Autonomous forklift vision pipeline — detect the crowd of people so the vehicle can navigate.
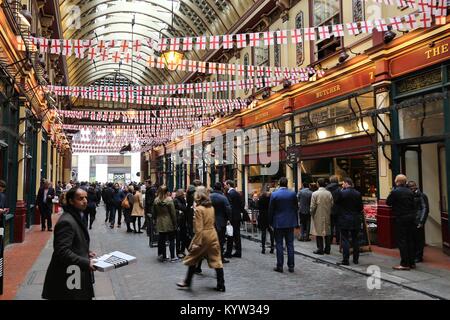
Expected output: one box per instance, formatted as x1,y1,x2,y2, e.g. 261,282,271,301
40,172,430,299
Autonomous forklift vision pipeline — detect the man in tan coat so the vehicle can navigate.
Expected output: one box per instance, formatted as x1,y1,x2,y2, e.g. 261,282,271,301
310,178,334,255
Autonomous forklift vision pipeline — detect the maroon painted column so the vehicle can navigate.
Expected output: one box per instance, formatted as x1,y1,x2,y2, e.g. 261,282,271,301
13,201,27,243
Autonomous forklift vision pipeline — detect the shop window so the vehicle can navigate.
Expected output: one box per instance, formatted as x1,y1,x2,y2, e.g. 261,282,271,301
352,0,365,23
295,12,304,66
297,92,375,144
312,0,341,61
398,95,445,139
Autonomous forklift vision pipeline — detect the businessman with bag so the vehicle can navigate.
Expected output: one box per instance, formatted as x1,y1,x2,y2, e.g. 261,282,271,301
210,182,232,263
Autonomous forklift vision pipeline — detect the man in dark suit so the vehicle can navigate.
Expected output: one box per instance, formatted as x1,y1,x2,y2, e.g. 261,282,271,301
224,180,247,258
408,180,430,263
42,187,97,300
36,180,56,231
102,183,114,223
210,182,232,263
297,182,313,241
326,175,341,245
335,178,363,266
387,174,417,270
268,177,299,273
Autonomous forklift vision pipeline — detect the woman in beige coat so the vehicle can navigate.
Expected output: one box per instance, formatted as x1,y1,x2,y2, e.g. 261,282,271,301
177,186,225,292
310,178,334,255
131,185,145,233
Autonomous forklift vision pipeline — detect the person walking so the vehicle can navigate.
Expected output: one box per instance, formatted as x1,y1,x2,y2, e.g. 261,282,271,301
177,187,225,292
42,187,96,300
326,176,341,245
407,181,430,263
257,188,274,254
173,189,189,258
144,180,157,231
224,180,248,258
210,182,232,263
131,185,145,233
335,178,363,265
152,186,177,262
268,177,299,273
297,182,314,242
85,185,98,230
310,178,333,255
110,183,126,229
36,180,55,231
186,180,202,247
102,183,114,224
387,174,417,270
122,185,135,233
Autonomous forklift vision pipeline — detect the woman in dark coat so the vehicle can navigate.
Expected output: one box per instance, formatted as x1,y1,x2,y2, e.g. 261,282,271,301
173,189,188,258
257,190,274,254
85,186,98,229
123,185,135,233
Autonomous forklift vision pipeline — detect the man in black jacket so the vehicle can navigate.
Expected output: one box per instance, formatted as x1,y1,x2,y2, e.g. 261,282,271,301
144,180,158,230
42,187,97,300
326,176,341,245
336,178,363,266
102,183,114,223
36,180,56,231
387,174,417,270
210,182,232,263
224,180,248,258
407,181,430,263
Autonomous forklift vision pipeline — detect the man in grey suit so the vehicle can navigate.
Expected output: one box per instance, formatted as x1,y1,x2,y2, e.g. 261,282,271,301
297,182,313,242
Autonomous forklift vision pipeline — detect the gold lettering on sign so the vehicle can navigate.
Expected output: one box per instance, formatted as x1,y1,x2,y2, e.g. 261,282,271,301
255,111,269,121
425,43,449,59
316,84,341,98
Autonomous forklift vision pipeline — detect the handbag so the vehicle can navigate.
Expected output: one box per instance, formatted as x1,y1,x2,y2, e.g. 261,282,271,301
121,196,130,209
226,223,233,237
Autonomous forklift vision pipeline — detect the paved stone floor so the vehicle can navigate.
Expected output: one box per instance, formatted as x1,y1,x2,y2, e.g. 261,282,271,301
14,206,438,300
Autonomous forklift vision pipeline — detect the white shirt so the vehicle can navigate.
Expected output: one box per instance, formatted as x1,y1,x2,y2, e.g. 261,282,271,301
43,189,48,202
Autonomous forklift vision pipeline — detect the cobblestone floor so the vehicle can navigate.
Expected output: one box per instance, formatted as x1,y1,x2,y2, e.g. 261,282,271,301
15,206,436,300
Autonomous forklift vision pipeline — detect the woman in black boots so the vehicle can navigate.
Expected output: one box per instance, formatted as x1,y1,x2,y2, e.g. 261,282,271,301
257,188,274,254
177,186,225,292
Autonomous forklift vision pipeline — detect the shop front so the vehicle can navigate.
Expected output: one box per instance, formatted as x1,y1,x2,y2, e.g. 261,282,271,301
390,62,450,254
291,67,378,235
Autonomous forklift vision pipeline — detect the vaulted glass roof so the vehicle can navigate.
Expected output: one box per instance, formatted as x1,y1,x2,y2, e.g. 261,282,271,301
59,0,253,87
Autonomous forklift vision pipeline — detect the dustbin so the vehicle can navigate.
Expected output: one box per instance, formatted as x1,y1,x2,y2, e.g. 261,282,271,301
34,205,41,226
376,200,396,249
14,201,27,243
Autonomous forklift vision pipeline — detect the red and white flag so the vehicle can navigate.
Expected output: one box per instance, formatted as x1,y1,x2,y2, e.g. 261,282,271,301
209,36,220,50
404,14,418,30
39,38,49,53
332,24,345,37
228,64,236,76
389,16,404,30
291,29,303,44
374,19,389,32
50,39,61,54
249,33,260,47
183,37,193,51
263,31,274,46
223,35,234,49
196,36,207,50
305,28,317,41
62,39,73,56
73,40,85,58
360,21,374,34
198,61,207,73
169,38,181,51
318,26,331,40
208,62,217,74
346,23,360,36
236,34,247,48
276,30,288,45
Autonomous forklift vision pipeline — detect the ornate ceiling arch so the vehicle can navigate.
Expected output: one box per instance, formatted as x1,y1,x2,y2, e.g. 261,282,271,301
59,0,251,87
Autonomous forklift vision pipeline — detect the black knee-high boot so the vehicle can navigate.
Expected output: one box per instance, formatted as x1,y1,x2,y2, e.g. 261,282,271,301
215,268,225,292
185,265,196,286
